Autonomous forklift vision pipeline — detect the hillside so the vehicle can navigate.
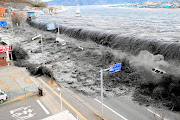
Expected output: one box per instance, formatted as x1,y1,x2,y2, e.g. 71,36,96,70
0,0,32,4
0,0,46,7
46,0,171,6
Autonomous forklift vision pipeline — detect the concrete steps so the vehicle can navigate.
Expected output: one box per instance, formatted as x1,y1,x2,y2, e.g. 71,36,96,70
42,110,77,120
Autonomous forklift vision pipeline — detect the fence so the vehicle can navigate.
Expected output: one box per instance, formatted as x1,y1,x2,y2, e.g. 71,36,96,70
0,83,43,106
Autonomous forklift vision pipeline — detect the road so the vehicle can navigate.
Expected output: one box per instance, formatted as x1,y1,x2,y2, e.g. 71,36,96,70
78,94,180,120
35,76,99,120
1,68,180,120
34,75,180,120
36,76,180,120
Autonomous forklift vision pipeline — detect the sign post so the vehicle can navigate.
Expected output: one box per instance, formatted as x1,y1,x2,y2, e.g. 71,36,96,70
100,63,121,120
100,68,103,120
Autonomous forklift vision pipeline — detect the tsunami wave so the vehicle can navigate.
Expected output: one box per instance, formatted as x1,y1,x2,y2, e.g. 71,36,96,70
27,17,180,62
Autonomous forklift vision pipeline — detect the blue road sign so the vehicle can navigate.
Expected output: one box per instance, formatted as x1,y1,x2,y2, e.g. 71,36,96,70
28,12,35,17
0,21,7,27
109,63,121,74
47,23,56,30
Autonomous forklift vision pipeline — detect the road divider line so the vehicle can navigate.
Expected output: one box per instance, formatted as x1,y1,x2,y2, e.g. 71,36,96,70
94,99,128,120
37,100,50,115
147,109,168,120
37,77,87,120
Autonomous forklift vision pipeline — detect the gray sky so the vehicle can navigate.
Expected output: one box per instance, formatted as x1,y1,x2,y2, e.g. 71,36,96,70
41,0,52,2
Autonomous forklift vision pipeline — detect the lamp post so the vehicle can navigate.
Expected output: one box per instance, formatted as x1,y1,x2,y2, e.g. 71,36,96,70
40,35,45,66
32,35,45,66
57,87,62,111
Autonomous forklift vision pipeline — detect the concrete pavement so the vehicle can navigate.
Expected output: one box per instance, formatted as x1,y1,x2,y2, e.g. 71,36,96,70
0,66,35,92
0,97,49,120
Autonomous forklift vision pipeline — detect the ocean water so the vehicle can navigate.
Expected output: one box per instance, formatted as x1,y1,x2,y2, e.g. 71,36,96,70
67,5,180,30
34,5,180,42
32,5,180,60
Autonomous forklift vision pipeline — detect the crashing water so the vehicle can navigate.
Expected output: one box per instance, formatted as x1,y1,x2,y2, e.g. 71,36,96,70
30,5,180,61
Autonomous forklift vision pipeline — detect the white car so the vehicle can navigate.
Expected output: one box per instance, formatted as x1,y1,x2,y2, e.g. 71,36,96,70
0,89,7,104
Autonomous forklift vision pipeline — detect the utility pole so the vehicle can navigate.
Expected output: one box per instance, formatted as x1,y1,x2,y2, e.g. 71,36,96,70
8,4,14,45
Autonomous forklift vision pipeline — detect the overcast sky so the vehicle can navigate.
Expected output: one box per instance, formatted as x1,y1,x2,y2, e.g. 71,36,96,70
41,0,52,2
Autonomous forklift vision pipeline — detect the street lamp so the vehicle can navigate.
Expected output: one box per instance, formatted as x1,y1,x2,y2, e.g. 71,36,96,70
32,34,45,66
57,87,62,111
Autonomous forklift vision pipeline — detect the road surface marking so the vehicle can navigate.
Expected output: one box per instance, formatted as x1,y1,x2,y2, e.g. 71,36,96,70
94,99,128,120
37,100,50,115
147,109,168,120
37,77,87,120
10,106,36,120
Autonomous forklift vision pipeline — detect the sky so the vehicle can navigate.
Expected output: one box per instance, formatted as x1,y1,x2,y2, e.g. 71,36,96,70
41,0,52,2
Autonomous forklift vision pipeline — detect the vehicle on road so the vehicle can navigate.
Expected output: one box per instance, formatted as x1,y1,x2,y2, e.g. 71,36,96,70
0,89,7,104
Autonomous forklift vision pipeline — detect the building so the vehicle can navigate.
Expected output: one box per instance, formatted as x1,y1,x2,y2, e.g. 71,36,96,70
0,7,8,18
0,43,12,66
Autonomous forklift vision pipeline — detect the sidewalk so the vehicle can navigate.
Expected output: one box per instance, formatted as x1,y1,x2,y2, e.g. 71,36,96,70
0,66,35,92
20,67,67,115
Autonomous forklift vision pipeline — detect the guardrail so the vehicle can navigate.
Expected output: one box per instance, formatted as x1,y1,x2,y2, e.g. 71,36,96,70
0,83,43,106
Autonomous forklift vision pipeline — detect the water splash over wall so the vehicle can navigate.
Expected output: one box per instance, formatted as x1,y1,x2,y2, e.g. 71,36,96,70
27,20,180,62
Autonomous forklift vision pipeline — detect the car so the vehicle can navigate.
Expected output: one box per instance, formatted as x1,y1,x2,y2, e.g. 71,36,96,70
0,89,7,104
151,68,166,74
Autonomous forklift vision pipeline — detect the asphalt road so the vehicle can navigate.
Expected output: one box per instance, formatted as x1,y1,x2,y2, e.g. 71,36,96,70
79,94,180,120
4,74,179,120
0,97,49,120
37,76,180,120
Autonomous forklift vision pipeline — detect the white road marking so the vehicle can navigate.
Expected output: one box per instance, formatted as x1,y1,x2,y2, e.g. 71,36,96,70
147,109,168,120
10,106,36,120
37,100,50,115
94,99,128,120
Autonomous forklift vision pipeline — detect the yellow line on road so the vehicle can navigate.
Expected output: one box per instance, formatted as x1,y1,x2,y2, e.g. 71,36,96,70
37,77,87,120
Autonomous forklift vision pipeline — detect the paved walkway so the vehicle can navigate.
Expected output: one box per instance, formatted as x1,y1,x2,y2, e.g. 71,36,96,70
20,67,65,116
0,66,35,92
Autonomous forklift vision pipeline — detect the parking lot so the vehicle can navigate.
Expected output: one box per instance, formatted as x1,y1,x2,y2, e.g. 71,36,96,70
0,66,64,120
0,66,41,105
0,97,50,120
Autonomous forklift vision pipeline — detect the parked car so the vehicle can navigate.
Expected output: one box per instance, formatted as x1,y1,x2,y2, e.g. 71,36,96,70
0,89,7,104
